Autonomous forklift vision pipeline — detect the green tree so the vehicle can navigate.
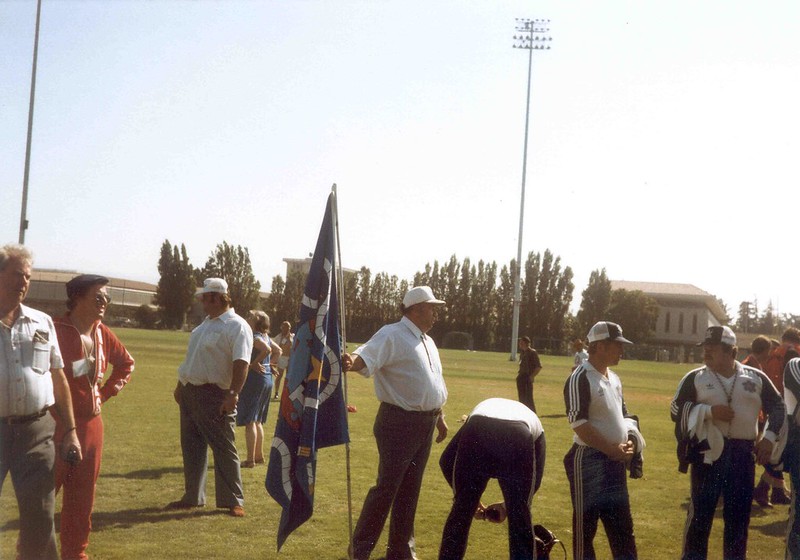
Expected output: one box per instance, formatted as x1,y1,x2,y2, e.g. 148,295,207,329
197,241,261,316
264,271,304,328
154,240,195,329
607,289,659,344
576,268,612,336
520,249,574,352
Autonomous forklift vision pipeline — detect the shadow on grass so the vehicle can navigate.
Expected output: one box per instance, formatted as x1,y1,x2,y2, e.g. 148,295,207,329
752,517,788,537
24,506,232,532
539,414,567,419
103,466,184,480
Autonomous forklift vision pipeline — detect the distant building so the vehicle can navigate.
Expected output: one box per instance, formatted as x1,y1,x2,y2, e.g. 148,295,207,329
283,257,358,279
611,280,728,362
25,269,157,318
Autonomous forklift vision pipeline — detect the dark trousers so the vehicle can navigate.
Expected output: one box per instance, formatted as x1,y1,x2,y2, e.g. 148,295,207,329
352,403,438,560
0,414,58,560
516,375,535,413
682,439,754,560
439,416,536,560
178,383,244,508
564,444,637,560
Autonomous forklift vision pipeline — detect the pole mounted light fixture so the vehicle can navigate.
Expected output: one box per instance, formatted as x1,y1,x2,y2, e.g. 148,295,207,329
509,18,552,362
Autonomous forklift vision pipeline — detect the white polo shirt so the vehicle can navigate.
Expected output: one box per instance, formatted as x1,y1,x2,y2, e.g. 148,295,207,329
178,308,253,390
469,397,543,437
565,361,629,448
0,304,64,417
354,315,447,412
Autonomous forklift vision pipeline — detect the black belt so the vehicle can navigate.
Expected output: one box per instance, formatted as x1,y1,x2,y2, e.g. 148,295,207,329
382,402,441,417
0,409,47,425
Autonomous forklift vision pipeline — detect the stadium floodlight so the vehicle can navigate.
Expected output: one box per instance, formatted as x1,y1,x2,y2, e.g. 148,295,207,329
509,18,552,361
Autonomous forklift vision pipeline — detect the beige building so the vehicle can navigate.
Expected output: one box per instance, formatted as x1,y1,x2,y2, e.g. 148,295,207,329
611,280,728,362
25,269,156,319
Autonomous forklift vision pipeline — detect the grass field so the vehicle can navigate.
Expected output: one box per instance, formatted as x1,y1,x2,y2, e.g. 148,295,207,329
0,328,792,559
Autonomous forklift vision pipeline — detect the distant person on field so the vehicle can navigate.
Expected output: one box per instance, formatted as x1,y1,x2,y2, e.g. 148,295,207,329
742,335,771,370
0,244,82,560
53,274,135,560
343,285,449,560
755,327,800,506
572,339,589,372
273,320,293,399
563,321,643,560
438,397,546,560
671,326,785,560
516,336,541,413
167,278,253,517
237,310,280,468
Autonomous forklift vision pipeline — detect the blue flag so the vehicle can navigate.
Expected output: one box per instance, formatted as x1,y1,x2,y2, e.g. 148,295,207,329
266,193,349,550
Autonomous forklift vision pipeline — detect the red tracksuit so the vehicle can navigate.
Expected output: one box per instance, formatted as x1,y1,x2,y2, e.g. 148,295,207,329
52,317,134,560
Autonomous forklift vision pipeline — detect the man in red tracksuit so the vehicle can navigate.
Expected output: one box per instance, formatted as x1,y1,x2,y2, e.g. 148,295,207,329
52,274,134,560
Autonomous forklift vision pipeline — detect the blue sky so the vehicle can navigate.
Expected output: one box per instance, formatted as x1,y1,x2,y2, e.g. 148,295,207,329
2,1,799,318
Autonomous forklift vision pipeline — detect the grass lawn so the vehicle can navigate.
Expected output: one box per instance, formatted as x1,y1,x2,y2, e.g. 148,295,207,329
1,328,792,559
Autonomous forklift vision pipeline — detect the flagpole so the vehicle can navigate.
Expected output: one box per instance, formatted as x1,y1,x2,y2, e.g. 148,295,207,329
331,183,355,557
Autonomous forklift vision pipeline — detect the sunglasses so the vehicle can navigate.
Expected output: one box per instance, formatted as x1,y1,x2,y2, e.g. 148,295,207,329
95,293,111,305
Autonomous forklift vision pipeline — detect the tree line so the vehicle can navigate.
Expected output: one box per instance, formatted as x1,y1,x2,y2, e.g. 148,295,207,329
154,239,677,354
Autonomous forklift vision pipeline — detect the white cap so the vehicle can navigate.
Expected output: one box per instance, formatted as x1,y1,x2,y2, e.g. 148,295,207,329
196,277,228,297
697,325,736,347
587,321,633,344
402,286,445,308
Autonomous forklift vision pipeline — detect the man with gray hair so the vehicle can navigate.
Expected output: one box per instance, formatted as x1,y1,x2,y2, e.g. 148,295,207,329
0,244,82,559
166,277,252,517
343,286,449,560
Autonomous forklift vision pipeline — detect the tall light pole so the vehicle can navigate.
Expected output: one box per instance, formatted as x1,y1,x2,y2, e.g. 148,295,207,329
19,0,43,244
510,18,552,361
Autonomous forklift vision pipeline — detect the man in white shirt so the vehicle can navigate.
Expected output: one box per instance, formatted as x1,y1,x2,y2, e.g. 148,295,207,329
343,286,448,560
167,278,253,517
0,244,81,559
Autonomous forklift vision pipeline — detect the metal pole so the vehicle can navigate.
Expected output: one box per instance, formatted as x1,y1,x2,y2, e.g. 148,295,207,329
19,0,43,244
510,40,534,362
510,19,552,361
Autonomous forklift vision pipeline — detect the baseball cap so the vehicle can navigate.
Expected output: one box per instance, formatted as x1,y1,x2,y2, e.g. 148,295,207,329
697,325,736,347
66,274,109,298
587,321,633,344
402,286,445,308
196,277,228,297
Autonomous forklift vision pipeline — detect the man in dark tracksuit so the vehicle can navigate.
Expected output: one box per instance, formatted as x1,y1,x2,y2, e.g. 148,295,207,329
671,326,785,560
438,398,545,560
517,336,541,413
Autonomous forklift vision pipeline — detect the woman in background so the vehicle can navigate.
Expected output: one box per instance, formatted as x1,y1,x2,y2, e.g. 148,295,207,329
238,310,280,467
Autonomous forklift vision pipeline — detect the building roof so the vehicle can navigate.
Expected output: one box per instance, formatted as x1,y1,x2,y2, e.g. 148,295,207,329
611,280,728,323
610,281,711,297
33,269,157,291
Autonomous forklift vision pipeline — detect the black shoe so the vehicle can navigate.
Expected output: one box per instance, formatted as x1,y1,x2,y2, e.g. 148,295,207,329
753,480,772,507
772,487,792,505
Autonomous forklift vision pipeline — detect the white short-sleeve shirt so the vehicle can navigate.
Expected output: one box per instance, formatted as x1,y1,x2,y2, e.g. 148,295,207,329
178,308,253,389
354,315,447,411
0,304,64,417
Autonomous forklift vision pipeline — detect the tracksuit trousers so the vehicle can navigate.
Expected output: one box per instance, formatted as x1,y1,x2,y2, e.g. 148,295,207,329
682,439,754,560
564,444,637,560
55,414,103,560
